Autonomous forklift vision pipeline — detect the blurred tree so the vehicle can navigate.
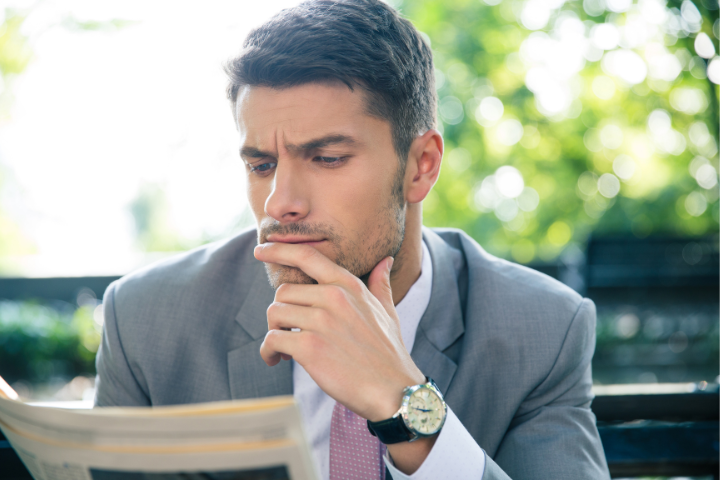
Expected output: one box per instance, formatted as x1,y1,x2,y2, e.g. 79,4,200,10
402,0,719,264
0,299,99,388
0,9,37,264
129,182,248,252
129,183,186,252
0,9,33,120
0,7,137,263
0,7,138,393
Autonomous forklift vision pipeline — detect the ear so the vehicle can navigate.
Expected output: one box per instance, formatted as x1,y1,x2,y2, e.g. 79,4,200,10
404,129,444,204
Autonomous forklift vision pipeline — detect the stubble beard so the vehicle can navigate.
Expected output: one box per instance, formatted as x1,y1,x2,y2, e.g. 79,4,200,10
258,165,406,290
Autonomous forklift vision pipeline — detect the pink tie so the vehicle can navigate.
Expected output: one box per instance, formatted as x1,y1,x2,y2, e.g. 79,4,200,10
329,401,387,480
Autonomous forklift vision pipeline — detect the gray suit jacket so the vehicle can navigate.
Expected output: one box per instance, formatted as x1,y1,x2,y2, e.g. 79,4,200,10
95,226,610,479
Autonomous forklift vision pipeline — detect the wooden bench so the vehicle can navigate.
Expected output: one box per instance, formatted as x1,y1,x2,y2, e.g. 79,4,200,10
593,388,719,478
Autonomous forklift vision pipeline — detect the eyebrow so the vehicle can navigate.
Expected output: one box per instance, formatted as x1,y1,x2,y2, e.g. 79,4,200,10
239,134,360,161
293,134,359,152
239,146,270,159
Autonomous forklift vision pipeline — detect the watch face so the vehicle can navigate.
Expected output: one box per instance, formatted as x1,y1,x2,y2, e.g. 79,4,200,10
405,386,445,436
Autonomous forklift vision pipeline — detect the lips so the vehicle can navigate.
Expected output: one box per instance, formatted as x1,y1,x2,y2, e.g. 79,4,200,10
266,235,326,245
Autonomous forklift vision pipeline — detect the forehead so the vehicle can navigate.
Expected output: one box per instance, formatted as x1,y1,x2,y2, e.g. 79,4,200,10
235,83,382,147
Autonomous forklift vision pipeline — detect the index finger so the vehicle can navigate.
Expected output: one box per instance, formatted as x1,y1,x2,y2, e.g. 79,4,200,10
254,242,351,285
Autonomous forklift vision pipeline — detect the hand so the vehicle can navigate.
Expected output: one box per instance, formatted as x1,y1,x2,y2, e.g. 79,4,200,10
254,242,425,421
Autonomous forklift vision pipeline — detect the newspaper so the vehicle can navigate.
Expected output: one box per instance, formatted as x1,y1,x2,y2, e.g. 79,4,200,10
0,377,319,480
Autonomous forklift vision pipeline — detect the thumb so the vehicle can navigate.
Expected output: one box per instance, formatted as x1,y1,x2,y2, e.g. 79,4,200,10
368,256,395,312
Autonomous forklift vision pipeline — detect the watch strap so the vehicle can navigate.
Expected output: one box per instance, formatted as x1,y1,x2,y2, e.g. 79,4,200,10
366,415,414,444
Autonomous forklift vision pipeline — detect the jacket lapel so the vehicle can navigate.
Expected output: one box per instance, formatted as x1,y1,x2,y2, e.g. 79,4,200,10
412,228,465,395
228,262,293,400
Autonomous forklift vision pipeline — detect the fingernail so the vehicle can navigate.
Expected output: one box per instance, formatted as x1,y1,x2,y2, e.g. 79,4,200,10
387,257,394,273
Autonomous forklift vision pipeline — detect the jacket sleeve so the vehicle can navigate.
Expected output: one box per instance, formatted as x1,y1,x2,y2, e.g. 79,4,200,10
94,282,151,407
483,298,610,480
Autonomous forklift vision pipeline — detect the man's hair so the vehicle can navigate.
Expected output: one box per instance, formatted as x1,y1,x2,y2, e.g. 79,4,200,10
224,0,436,163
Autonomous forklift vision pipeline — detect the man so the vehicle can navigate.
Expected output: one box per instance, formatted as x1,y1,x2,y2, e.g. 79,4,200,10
95,0,610,478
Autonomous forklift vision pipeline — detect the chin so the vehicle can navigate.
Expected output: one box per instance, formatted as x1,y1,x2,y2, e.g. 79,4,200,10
265,264,317,290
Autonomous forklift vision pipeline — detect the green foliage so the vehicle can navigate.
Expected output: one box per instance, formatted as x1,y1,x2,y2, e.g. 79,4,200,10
129,183,238,252
0,9,36,260
0,8,137,260
0,9,33,78
60,18,138,32
0,300,100,385
0,9,142,389
403,0,720,263
129,184,187,252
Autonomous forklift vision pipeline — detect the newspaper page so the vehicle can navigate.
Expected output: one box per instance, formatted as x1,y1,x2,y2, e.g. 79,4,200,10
0,380,319,480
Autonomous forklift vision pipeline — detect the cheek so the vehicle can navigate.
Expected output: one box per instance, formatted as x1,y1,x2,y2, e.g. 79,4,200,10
247,179,270,220
319,166,394,225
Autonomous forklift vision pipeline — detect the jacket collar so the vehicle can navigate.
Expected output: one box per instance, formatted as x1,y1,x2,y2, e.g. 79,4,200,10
412,227,465,394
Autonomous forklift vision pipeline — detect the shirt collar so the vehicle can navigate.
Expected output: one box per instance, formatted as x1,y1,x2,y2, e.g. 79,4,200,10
395,240,433,353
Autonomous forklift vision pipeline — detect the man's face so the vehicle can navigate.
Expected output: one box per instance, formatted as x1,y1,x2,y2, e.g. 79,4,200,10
236,82,406,288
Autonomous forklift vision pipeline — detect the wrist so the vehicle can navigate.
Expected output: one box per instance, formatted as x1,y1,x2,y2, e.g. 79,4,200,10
386,432,438,475
367,370,426,422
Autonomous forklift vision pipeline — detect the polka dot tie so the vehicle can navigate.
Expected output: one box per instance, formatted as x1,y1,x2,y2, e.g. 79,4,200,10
329,401,387,480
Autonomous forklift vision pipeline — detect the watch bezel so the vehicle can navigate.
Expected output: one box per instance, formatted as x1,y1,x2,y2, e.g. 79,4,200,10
397,380,447,441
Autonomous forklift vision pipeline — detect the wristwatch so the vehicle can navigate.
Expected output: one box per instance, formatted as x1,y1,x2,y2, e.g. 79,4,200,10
366,377,447,444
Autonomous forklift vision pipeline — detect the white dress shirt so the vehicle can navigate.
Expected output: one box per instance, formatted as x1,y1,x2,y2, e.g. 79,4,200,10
293,241,486,479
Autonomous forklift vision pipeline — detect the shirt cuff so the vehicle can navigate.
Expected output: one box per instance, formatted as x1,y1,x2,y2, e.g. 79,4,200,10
383,406,486,480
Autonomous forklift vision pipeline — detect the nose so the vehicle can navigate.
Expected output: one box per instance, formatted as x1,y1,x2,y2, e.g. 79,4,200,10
264,160,310,223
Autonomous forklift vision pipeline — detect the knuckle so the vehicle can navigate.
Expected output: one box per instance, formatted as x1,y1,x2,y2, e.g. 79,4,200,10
266,302,283,328
266,328,286,344
347,278,365,296
275,283,291,299
263,329,277,346
327,285,347,304
266,301,280,317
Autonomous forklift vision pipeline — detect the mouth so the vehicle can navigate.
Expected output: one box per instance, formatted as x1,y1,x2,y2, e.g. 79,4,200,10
265,235,327,246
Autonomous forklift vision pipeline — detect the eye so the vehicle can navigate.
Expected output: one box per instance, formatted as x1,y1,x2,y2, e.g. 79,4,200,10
314,156,346,166
249,162,277,176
